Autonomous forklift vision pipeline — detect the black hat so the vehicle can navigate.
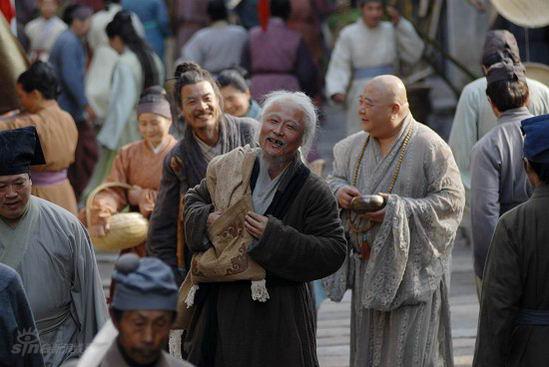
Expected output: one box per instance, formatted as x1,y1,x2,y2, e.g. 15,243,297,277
482,30,521,67
486,58,526,86
0,126,46,176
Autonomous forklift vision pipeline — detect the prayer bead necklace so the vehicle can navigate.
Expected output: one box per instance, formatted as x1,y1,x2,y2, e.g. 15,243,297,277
348,122,415,234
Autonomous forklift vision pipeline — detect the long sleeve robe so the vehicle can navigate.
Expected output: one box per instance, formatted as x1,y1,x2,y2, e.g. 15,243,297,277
327,115,465,367
325,19,424,135
0,263,44,367
473,186,549,367
0,196,108,367
470,107,532,279
0,102,78,214
182,153,347,367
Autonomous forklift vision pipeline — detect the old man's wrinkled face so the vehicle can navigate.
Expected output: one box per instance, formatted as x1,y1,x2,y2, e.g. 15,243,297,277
0,174,32,220
180,81,221,132
259,101,305,163
115,310,173,365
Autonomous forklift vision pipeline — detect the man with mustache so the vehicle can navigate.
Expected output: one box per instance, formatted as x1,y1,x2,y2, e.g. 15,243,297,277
147,62,259,285
0,126,108,367
327,75,465,366
181,91,347,366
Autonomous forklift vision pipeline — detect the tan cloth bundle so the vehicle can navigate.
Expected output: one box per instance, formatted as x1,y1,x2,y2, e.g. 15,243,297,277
175,146,268,328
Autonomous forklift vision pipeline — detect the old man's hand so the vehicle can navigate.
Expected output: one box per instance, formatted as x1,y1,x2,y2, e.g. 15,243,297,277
245,211,269,239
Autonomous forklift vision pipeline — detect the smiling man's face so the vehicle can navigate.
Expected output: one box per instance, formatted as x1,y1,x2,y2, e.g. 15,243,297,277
179,81,221,132
259,101,305,163
0,174,32,221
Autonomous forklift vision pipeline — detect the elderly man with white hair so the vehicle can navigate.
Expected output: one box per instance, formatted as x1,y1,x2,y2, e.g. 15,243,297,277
181,91,347,367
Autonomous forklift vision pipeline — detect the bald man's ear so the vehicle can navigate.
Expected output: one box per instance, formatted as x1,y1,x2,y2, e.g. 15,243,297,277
391,103,400,115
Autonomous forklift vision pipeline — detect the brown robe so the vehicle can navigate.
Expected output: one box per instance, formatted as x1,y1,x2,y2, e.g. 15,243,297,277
0,102,78,214
88,137,177,256
183,154,347,367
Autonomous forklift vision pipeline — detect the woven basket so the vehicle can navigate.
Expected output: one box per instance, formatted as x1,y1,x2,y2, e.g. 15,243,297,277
86,182,149,252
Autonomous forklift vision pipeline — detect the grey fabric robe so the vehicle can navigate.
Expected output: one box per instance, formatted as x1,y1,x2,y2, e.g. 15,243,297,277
473,185,549,367
0,263,44,367
147,115,259,284
0,196,108,367
183,152,347,367
327,114,465,367
470,107,533,279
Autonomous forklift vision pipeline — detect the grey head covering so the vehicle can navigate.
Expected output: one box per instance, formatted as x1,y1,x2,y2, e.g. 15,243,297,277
486,58,526,86
482,30,521,67
112,254,178,311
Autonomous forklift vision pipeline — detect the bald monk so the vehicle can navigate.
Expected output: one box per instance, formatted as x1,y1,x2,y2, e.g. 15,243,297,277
326,75,465,366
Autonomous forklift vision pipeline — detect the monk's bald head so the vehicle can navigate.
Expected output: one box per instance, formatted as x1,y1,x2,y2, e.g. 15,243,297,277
366,75,408,107
358,75,410,138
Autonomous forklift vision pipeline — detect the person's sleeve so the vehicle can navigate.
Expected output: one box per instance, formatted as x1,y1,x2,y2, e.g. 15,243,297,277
71,221,109,348
248,181,347,282
326,138,353,196
395,18,424,65
295,39,320,97
448,84,480,191
88,151,129,227
183,178,214,253
96,62,138,150
470,142,501,279
361,139,465,310
472,219,522,367
325,29,352,98
147,152,187,268
59,40,88,109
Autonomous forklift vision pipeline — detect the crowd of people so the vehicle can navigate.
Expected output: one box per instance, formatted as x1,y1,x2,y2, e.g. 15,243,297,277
1,0,549,367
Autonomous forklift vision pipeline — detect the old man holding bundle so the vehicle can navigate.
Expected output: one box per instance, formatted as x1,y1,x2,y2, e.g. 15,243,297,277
327,75,465,366
181,91,347,366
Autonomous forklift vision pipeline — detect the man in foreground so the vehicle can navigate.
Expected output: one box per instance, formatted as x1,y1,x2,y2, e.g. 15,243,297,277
0,126,108,366
327,75,465,366
474,114,549,366
79,254,193,366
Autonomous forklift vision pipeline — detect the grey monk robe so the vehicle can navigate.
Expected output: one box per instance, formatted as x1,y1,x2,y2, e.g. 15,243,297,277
182,150,347,367
0,196,108,367
147,115,258,283
327,114,465,367
474,185,549,366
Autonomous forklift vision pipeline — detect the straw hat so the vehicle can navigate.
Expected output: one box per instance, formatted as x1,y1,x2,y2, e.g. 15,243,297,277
524,62,549,87
491,0,549,28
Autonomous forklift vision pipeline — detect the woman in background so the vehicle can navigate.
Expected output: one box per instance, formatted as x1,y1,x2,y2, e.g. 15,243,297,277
84,10,164,201
0,61,78,214
86,87,177,256
216,68,261,120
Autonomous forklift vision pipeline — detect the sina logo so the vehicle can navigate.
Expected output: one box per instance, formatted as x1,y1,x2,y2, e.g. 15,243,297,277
11,328,40,355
